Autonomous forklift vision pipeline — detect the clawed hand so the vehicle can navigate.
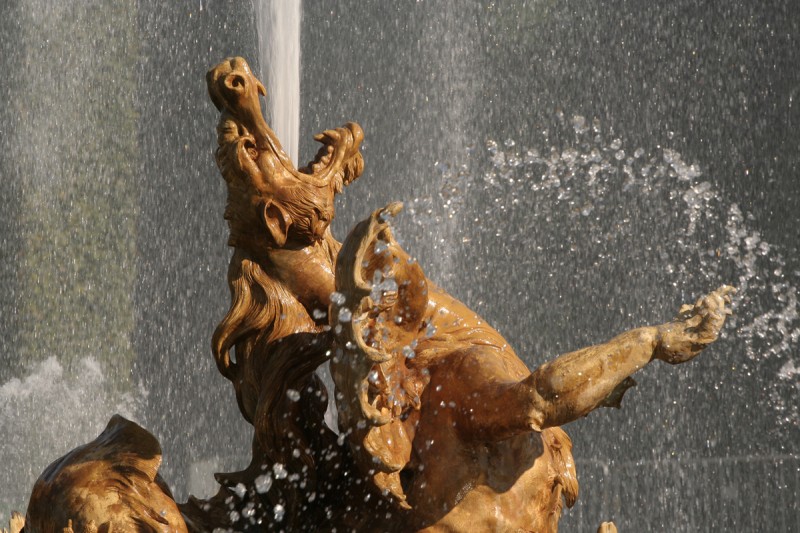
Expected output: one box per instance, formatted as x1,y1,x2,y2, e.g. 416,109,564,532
655,285,735,364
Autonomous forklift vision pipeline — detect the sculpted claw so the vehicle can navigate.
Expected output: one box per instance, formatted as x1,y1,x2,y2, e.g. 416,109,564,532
656,285,735,365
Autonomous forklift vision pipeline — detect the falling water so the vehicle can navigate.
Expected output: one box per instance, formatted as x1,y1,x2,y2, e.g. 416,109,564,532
255,0,301,166
0,1,257,519
1,1,798,530
1,358,145,505
0,1,144,519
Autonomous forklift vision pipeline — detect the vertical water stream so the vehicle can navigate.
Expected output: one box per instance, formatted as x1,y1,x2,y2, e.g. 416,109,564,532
255,0,301,166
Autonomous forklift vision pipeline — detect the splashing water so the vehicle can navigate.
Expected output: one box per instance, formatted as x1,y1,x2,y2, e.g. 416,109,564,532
406,114,799,430
0,357,146,520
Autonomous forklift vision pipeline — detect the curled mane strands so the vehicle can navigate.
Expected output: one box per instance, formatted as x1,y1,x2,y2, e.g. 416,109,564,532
212,248,317,423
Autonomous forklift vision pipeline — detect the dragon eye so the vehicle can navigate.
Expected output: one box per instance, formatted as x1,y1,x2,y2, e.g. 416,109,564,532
243,139,258,159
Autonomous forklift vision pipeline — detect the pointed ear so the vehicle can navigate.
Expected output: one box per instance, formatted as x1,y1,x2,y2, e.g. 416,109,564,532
263,200,291,247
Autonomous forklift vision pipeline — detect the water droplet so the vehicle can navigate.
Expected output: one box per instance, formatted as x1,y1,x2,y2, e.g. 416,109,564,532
273,504,285,522
338,307,352,323
255,473,273,493
330,291,346,306
374,240,389,254
273,463,288,479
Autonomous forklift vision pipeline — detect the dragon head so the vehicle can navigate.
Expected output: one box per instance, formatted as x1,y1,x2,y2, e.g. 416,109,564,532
207,57,364,254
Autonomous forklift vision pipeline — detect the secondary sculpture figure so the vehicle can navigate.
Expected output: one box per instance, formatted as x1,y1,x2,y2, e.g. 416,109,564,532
17,57,733,532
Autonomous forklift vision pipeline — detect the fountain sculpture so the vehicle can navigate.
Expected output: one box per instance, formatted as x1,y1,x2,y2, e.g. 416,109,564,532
8,57,735,533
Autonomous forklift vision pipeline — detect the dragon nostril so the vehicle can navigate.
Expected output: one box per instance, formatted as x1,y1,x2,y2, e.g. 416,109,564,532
224,73,246,92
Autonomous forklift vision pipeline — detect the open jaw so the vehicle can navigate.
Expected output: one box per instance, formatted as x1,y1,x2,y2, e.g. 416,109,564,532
207,56,364,193
298,121,365,191
301,122,363,176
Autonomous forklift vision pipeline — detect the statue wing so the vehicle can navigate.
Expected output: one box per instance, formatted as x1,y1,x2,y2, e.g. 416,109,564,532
330,203,430,509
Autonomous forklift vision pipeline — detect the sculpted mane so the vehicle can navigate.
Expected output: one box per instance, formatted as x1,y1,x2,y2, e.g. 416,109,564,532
188,57,371,530
211,248,320,421
210,112,343,425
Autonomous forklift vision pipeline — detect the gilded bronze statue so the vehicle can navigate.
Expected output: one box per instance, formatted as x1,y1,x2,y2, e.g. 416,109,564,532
14,57,733,532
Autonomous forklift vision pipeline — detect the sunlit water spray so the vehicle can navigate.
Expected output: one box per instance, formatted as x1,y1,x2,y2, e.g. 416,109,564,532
0,358,145,519
255,0,301,166
406,114,800,431
401,113,800,529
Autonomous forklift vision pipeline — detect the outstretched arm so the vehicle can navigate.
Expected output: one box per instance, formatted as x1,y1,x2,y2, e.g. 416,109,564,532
524,286,734,430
